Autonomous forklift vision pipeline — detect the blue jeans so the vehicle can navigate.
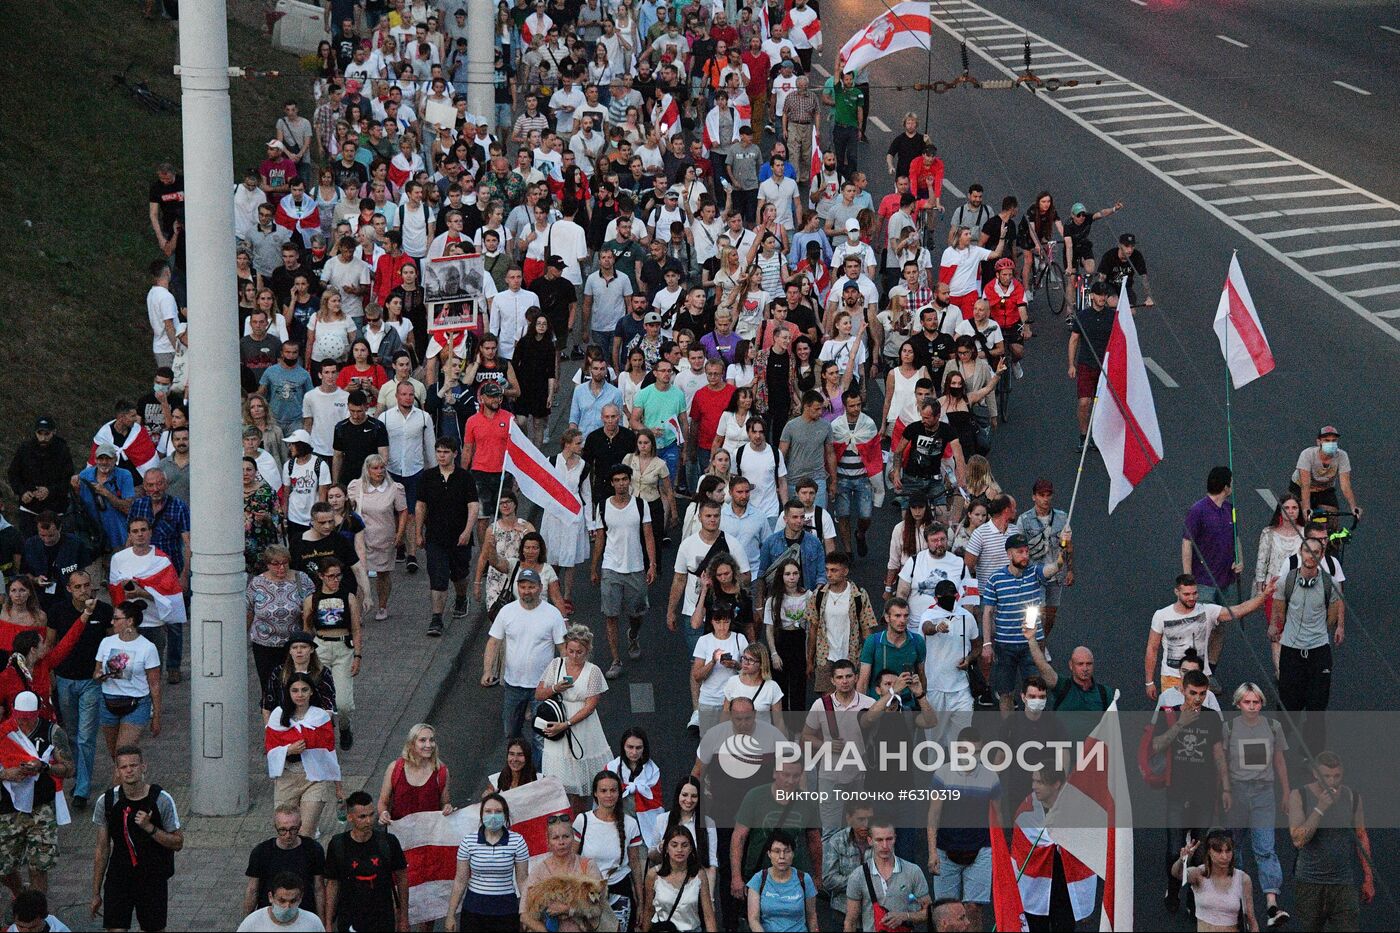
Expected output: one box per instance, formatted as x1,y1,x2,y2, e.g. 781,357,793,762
1232,780,1283,895
501,684,542,767
810,475,829,509
658,442,680,486
165,622,184,671
832,477,872,519
54,675,102,798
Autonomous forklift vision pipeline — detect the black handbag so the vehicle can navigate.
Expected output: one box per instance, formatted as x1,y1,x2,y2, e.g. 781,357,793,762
534,660,583,758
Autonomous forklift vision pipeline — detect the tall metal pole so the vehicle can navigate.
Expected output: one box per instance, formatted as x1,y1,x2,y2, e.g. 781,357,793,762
179,0,250,816
467,0,496,129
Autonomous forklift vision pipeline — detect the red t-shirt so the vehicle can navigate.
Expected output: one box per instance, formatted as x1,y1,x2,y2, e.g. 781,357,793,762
742,51,771,97
689,384,736,449
336,364,389,393
463,409,514,472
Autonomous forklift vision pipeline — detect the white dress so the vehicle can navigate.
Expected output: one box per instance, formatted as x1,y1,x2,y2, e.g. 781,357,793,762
540,659,612,796
540,454,593,567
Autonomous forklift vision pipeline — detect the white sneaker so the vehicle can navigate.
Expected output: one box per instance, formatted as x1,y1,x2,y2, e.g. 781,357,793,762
1013,361,1025,379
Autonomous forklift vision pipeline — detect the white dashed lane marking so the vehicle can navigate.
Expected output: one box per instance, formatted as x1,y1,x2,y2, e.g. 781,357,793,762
869,115,892,133
1216,35,1249,48
1332,81,1372,96
1142,357,1179,389
1257,489,1278,510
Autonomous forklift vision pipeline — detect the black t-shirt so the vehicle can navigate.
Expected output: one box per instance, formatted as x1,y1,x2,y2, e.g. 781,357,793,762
331,160,370,195
241,334,282,372
978,214,1013,282
534,275,578,322
1064,216,1094,259
246,837,327,912
290,534,359,592
148,177,185,235
1155,706,1223,801
900,420,956,477
1098,248,1147,297
997,712,1069,814
887,132,926,180
787,304,821,340
334,32,360,70
268,264,306,308
765,352,791,414
416,467,480,545
332,417,390,486
908,330,954,373
47,600,114,681
325,830,407,924
582,427,638,505
138,393,168,435
1068,303,1115,368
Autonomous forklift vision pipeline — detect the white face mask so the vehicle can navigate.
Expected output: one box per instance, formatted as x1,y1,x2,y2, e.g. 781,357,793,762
1025,697,1047,712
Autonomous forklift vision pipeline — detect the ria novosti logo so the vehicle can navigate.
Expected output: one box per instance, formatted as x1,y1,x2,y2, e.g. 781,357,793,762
717,736,1106,778
716,733,770,779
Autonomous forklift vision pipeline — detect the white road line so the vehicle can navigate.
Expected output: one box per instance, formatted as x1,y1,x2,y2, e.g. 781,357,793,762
869,115,892,133
1059,91,1150,103
1377,308,1400,319
1213,189,1359,207
1217,173,1326,187
927,0,1400,342
1216,34,1250,48
1146,147,1267,162
1092,112,1196,125
1262,220,1400,240
943,179,965,198
1073,101,1174,114
1316,261,1400,278
1257,489,1278,510
1332,81,1372,96
1167,160,1295,177
1142,357,1179,388
985,41,1051,50
1381,25,1400,35
813,63,830,78
1130,0,1148,6
1126,135,1239,149
1288,240,1400,259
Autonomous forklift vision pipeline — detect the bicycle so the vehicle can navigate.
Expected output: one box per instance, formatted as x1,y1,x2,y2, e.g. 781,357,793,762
112,64,179,115
1029,239,1067,317
1306,509,1360,563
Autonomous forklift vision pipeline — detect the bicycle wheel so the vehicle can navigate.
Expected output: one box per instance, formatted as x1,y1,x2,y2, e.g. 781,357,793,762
1042,261,1066,316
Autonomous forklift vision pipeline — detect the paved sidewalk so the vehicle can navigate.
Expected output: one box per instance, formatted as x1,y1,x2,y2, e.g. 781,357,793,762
40,566,483,931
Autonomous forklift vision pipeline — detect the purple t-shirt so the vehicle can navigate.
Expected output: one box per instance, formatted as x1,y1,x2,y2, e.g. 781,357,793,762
700,330,741,365
1183,495,1236,590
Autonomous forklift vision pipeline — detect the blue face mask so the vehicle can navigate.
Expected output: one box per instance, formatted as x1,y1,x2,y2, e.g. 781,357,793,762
1321,441,1339,456
483,812,507,832
270,904,299,923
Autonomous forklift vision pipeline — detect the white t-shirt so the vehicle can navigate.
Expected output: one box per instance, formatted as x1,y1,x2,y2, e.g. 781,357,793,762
547,219,590,285
1150,603,1226,678
673,365,708,404
319,256,373,319
723,675,784,715
899,549,979,620
831,240,877,274
822,585,852,662
96,635,161,697
693,630,749,706
758,176,800,230
819,335,868,375
939,244,991,297
301,387,350,457
146,285,179,355
674,531,750,615
601,496,650,574
955,318,1004,352
803,506,836,545
573,811,643,885
235,907,325,932
282,456,331,525
965,522,1011,595
488,601,566,688
920,605,978,695
398,199,433,258
736,443,787,518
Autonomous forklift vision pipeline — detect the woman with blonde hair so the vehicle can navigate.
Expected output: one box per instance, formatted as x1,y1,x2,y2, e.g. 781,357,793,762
377,723,454,839
537,625,612,811
1223,682,1289,926
242,394,288,465
348,454,408,621
960,454,1002,516
721,642,783,727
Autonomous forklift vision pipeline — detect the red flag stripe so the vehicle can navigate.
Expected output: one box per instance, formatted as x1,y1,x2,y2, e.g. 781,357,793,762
1225,277,1275,378
505,441,581,516
405,844,457,886
1106,326,1162,486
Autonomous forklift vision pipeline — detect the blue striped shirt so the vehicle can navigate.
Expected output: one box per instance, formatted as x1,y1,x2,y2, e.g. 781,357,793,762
982,564,1048,643
457,828,528,914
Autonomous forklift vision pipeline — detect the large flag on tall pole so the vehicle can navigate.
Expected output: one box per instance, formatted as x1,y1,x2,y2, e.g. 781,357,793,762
838,1,935,74
503,420,583,523
987,801,1027,932
1043,694,1136,931
1213,253,1275,389
1091,279,1163,513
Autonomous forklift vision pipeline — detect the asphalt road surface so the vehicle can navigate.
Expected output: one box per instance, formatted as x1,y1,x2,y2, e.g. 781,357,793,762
434,3,1399,927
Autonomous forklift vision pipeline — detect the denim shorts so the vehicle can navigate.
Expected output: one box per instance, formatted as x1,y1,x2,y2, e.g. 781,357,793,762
832,477,873,519
99,693,153,728
991,641,1038,696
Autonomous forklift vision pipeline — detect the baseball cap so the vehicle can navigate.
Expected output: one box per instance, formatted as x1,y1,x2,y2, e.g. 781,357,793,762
266,139,284,150
479,381,505,397
288,631,317,647
844,218,861,233
842,281,862,292
666,185,682,197
1089,281,1110,296
517,568,543,585
1071,202,1087,216
1119,232,1136,246
933,579,959,600
780,58,794,68
345,79,361,93
994,257,1014,271
1317,425,1341,438
95,443,119,460
12,692,39,713
34,416,55,431
906,494,929,509
1005,533,1030,550
644,312,663,324
285,429,313,446
546,254,566,270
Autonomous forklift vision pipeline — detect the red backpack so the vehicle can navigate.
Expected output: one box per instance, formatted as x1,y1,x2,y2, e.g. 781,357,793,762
1137,707,1177,789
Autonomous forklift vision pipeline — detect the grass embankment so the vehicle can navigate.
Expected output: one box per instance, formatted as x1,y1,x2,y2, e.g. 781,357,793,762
0,0,309,471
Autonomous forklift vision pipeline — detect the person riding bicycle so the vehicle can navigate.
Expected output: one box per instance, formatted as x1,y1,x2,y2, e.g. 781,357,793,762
982,258,1029,378
1020,191,1065,288
1098,233,1154,307
1063,200,1123,278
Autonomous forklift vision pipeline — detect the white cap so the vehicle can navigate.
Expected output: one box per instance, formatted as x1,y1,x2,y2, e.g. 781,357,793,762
12,692,39,713
845,218,861,233
285,429,314,446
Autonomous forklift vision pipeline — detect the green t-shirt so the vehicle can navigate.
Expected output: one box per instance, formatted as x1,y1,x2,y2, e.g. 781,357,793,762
602,238,647,291
859,629,926,699
735,783,822,877
632,384,687,448
833,84,865,127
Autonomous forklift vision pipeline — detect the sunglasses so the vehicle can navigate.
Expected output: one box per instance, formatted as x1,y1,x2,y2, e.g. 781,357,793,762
546,813,573,824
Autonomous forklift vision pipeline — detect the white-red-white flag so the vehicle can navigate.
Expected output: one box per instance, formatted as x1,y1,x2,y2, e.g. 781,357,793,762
702,104,741,155
393,777,570,925
0,719,71,825
654,94,681,138
504,419,583,523
759,2,771,42
1043,694,1136,931
91,420,160,476
782,6,822,49
1213,254,1275,389
108,547,187,624
808,124,823,198
264,705,340,782
839,1,934,75
1091,279,1163,513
